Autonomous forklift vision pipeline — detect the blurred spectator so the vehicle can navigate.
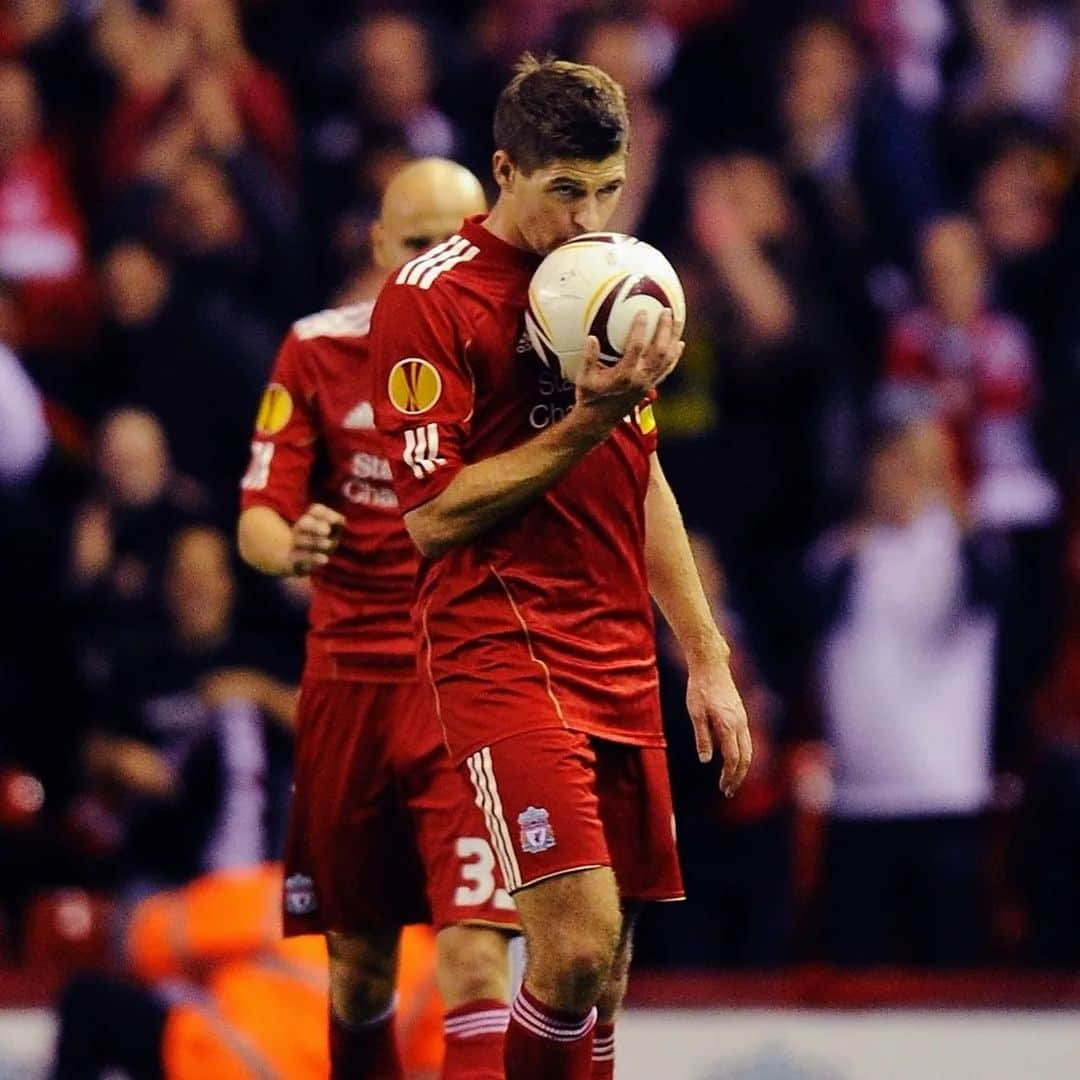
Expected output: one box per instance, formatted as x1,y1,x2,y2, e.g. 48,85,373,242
781,15,941,279
306,11,464,296
959,0,1073,126
72,525,295,892
973,133,1063,348
683,151,860,686
68,408,204,646
639,533,794,968
95,0,294,190
573,10,677,238
0,59,97,356
854,0,955,112
91,241,267,519
809,415,1001,965
885,215,1058,528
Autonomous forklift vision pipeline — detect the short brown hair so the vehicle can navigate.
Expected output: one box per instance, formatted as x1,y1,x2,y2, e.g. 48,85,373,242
493,54,629,174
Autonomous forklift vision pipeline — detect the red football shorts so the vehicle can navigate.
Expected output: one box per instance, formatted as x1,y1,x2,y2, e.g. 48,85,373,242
462,727,684,901
283,678,520,936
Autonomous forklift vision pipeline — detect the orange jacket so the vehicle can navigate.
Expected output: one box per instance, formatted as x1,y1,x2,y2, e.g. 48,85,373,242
126,863,443,1078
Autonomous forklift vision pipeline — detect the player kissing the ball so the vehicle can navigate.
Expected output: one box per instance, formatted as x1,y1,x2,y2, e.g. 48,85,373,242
372,55,751,1080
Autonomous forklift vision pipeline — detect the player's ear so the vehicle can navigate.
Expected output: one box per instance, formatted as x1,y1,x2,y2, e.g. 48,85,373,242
493,150,515,193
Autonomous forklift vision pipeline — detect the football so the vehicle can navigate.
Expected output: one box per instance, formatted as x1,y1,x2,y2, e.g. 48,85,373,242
525,232,686,383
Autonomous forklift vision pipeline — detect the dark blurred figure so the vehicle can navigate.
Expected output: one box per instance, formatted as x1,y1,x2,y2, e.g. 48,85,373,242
639,533,794,968
71,525,296,893
780,14,942,336
680,151,861,689
809,415,1001,966
572,9,677,240
305,11,463,296
1024,489,1080,967
90,241,267,520
68,408,204,649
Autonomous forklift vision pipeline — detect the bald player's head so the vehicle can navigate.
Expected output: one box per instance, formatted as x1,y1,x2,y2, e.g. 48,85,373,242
372,158,486,272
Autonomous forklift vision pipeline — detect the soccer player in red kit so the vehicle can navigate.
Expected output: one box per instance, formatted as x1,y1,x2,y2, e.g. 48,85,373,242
370,59,752,1079
237,159,520,1080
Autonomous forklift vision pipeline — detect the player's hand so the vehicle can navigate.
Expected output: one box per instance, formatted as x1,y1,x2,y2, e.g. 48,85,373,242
574,309,684,431
288,503,344,575
686,652,752,797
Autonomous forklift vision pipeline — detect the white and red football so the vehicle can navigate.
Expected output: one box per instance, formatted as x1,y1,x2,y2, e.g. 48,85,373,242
525,232,686,383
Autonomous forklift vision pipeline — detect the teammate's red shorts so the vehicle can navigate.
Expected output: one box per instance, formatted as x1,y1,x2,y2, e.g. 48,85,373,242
283,678,520,936
462,727,684,901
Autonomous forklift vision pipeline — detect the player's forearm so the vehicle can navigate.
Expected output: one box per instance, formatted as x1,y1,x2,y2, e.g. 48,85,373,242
404,410,608,558
237,505,294,576
644,456,730,666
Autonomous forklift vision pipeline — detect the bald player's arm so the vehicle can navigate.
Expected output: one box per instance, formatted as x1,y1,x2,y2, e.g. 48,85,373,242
238,504,343,577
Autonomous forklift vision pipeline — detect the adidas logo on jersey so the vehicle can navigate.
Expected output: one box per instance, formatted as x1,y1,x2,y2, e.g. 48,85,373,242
343,401,374,429
396,235,480,290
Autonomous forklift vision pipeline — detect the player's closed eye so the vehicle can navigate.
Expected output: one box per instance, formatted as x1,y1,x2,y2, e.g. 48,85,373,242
403,236,436,252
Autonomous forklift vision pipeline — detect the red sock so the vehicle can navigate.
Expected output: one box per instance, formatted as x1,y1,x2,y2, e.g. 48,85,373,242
329,1003,403,1080
591,1021,615,1079
442,998,509,1079
504,984,596,1080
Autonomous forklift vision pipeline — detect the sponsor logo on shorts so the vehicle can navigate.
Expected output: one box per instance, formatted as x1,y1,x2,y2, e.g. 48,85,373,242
517,806,556,854
284,873,318,915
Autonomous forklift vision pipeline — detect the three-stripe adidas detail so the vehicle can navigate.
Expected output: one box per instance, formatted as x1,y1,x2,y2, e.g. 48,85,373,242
444,1006,511,1040
396,235,479,290
467,748,522,891
511,993,597,1042
403,423,446,479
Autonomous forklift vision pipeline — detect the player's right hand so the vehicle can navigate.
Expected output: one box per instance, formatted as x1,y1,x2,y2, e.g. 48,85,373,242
288,503,344,575
574,310,684,431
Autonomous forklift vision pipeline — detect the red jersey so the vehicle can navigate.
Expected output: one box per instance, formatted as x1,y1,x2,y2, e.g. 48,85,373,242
370,215,662,762
240,303,417,681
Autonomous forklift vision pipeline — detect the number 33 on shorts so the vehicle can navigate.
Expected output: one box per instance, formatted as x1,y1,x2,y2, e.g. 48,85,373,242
454,837,515,910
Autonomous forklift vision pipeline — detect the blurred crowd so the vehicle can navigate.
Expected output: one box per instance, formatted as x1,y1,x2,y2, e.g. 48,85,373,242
1,0,1079,981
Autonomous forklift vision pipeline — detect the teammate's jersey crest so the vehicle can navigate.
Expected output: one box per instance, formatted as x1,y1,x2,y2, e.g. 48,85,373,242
283,873,318,915
254,383,293,435
517,806,556,854
388,358,442,415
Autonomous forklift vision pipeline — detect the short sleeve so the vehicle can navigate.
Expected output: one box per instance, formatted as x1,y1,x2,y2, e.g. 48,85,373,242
239,331,318,522
370,280,474,513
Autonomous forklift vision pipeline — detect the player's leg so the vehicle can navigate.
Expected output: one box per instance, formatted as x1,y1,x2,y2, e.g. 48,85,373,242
590,904,639,1080
284,680,429,1079
436,923,516,1078
326,928,405,1080
400,686,522,1079
505,865,621,1079
584,740,685,1079
459,730,627,1079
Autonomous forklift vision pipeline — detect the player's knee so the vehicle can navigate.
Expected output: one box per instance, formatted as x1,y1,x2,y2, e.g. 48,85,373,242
533,918,621,1011
436,925,512,1008
326,931,397,1023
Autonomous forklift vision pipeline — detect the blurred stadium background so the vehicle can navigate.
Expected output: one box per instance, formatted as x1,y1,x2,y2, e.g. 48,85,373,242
1,0,1079,1076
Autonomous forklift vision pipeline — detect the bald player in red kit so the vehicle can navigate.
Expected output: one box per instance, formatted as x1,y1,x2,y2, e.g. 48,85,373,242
371,60,752,1080
238,159,520,1080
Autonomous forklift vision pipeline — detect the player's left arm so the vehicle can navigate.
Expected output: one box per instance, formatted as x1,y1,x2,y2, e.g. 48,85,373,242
644,452,752,796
